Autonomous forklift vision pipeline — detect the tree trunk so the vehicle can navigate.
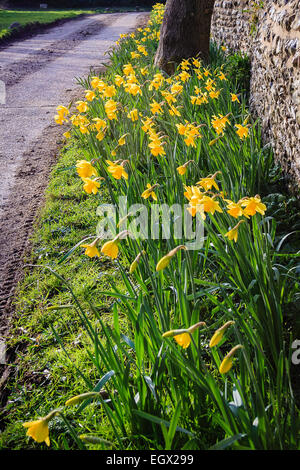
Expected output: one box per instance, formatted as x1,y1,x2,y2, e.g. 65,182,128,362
154,0,216,75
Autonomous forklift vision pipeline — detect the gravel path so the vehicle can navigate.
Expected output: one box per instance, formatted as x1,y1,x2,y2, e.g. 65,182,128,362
0,12,149,336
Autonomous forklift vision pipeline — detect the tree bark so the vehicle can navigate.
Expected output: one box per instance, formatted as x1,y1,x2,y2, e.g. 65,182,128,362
154,0,216,75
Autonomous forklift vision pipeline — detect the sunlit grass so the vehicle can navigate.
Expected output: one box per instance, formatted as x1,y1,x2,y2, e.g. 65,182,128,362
0,10,95,39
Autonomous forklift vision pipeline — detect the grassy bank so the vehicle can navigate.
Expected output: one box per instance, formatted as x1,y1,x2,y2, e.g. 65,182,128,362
0,3,299,450
0,139,127,449
0,9,95,39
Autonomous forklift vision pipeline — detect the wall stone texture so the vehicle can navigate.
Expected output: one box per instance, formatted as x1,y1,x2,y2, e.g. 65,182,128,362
211,0,300,191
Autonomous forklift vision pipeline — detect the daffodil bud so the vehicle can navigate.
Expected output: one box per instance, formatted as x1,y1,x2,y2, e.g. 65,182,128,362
129,250,146,274
114,230,130,241
156,245,187,271
187,321,206,333
156,254,172,271
209,137,222,146
162,328,187,338
44,408,62,422
219,344,243,374
209,321,235,347
65,392,100,406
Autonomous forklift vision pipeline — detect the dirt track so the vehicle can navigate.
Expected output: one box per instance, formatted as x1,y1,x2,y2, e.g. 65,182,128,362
0,12,149,357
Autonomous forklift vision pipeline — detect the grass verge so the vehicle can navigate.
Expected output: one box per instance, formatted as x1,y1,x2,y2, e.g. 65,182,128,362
0,139,126,450
0,10,97,39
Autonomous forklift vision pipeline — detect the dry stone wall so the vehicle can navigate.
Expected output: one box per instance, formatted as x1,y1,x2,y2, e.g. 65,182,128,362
211,0,300,191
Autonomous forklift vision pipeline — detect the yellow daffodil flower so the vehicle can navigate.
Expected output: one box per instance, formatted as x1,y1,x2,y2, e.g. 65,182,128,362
179,70,191,82
76,101,88,113
101,231,129,260
174,332,191,348
93,117,107,131
104,99,118,120
123,63,135,76
85,90,96,101
82,177,101,195
141,183,159,201
101,240,119,259
56,105,69,117
76,160,98,179
197,172,221,191
114,74,124,87
230,93,240,103
131,51,141,59
127,108,139,122
118,134,128,146
23,418,50,446
198,195,223,215
124,82,142,96
240,195,266,217
170,82,183,95
140,67,149,76
225,220,245,242
235,124,249,140
150,100,163,115
55,105,69,124
148,133,166,157
176,160,194,176
211,113,230,135
81,238,100,258
103,85,117,98
23,409,61,447
106,160,128,180
176,123,187,135
209,89,221,99
91,76,101,89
